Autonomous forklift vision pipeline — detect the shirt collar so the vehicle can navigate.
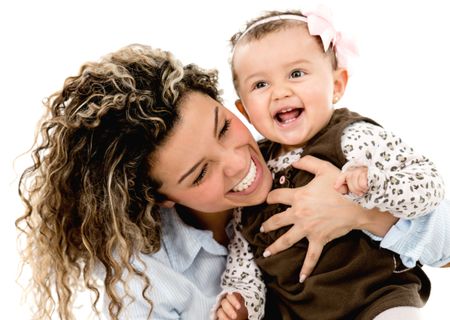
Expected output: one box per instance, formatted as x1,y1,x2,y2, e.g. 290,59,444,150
159,207,228,273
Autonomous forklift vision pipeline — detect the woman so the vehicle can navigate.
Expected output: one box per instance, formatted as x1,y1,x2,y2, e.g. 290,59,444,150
17,44,434,320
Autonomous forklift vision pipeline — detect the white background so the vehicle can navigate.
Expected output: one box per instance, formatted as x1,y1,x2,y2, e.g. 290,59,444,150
1,0,448,318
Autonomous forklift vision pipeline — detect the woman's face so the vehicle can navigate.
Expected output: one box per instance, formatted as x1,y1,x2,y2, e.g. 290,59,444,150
151,91,273,213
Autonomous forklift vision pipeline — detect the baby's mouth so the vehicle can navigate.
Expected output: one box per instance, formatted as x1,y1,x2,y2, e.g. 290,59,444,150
232,159,257,192
274,107,303,125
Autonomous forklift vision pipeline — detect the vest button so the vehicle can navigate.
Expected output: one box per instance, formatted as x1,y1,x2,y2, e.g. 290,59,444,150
279,175,286,184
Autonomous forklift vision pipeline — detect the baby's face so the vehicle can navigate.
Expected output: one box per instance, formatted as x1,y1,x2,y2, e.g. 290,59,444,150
151,92,273,213
233,25,346,151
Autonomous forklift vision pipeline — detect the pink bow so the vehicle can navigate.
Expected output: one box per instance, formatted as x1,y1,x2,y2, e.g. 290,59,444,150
303,5,358,74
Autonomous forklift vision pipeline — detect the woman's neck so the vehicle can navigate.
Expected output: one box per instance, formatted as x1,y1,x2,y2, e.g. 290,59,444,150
176,205,233,246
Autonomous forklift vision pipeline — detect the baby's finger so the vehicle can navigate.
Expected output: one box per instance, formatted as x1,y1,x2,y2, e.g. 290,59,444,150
351,173,367,196
216,307,232,320
358,172,368,192
299,240,325,283
226,293,242,310
220,298,237,319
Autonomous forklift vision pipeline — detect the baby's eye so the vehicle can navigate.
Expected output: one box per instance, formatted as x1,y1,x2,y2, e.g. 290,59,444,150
290,70,305,78
254,81,268,90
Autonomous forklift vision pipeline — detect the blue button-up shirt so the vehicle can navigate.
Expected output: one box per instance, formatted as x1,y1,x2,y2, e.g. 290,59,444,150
106,207,228,319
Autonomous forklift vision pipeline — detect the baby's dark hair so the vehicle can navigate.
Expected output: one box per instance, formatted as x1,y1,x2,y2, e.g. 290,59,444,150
230,10,338,91
16,44,221,320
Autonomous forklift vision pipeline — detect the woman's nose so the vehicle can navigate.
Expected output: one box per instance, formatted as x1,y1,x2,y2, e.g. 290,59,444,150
222,149,247,178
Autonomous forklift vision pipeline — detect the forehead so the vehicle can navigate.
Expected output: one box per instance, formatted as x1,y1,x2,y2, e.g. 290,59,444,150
237,24,319,56
233,25,323,73
150,92,218,182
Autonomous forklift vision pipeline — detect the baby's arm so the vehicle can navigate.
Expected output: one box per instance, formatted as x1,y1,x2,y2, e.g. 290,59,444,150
365,199,450,268
212,209,265,320
340,121,445,218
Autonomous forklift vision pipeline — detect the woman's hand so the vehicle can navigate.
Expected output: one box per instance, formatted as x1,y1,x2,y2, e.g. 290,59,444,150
260,155,396,282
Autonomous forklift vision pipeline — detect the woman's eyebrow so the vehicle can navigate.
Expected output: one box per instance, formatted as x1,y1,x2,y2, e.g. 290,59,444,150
178,159,203,184
177,106,218,184
213,106,218,137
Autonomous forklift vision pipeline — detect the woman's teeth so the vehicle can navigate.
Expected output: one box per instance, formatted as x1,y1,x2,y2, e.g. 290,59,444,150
232,160,257,192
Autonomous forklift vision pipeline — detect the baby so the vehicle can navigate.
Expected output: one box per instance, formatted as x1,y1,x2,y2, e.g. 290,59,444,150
215,7,449,320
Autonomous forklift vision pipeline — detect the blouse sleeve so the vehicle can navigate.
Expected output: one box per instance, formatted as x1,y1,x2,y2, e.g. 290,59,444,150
211,209,266,320
340,121,445,218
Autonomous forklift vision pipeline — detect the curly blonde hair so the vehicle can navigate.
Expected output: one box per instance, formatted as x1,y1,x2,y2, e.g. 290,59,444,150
17,44,221,320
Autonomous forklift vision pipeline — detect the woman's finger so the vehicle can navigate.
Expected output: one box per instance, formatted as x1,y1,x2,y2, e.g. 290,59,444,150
299,240,325,283
260,209,294,233
292,155,333,175
263,226,306,257
266,187,296,205
334,172,347,190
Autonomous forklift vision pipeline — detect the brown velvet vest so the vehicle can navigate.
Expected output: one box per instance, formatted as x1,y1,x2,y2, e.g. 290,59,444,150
241,108,430,320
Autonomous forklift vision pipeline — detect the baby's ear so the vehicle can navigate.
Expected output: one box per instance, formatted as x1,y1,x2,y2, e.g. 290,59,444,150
333,68,348,99
159,200,175,208
235,99,251,123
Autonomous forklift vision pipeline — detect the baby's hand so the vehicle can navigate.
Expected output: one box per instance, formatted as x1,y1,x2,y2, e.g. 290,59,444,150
216,292,248,320
335,166,368,197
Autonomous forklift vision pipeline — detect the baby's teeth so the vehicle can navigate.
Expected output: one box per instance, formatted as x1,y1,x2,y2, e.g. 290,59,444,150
232,160,257,192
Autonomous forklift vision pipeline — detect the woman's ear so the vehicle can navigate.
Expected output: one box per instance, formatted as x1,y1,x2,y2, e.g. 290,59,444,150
159,200,176,208
235,99,251,123
333,68,348,101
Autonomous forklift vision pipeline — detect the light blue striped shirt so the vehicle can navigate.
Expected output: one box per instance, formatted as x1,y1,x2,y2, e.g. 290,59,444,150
374,199,450,268
105,207,228,319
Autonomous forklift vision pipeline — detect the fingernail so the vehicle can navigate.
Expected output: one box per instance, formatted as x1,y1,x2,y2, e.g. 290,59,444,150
299,274,307,283
260,226,265,232
263,250,271,258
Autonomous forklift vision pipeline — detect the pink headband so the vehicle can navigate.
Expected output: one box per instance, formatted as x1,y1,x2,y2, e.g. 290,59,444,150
233,6,358,74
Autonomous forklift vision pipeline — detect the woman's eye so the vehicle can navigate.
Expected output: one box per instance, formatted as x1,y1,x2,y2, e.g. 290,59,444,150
254,81,268,90
219,119,231,139
290,70,304,78
193,164,208,186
